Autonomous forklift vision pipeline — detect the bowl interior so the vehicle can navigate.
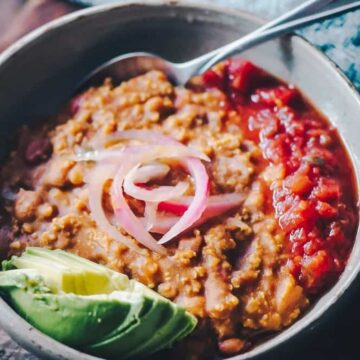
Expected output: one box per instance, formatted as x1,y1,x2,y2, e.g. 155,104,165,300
0,2,359,360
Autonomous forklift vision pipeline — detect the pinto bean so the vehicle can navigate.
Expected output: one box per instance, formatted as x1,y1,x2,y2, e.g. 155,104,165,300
69,94,83,115
41,159,75,187
14,189,42,222
218,338,246,354
0,226,13,260
24,137,52,165
178,234,202,253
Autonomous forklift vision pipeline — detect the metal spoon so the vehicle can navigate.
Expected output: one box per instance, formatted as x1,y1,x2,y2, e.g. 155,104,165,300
80,0,360,88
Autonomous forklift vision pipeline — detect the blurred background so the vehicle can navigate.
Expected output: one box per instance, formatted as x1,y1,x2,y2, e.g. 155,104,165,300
0,1,359,359
0,0,79,53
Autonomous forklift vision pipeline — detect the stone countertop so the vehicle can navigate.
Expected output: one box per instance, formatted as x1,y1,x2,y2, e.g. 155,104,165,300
0,334,37,360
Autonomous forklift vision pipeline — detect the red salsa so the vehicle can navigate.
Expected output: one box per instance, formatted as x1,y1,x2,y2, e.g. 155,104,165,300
203,59,359,293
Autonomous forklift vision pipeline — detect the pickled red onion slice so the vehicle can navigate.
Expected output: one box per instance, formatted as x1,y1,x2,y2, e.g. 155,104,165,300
146,193,245,234
84,130,219,252
111,154,209,246
75,144,205,163
124,164,188,202
158,201,188,216
142,215,178,234
128,163,170,183
143,202,158,231
115,130,211,241
111,162,167,255
158,158,209,244
87,163,144,253
105,130,210,162
158,193,245,216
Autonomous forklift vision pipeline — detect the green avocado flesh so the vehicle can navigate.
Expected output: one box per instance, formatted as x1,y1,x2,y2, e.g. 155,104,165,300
19,247,130,294
0,248,197,359
123,304,197,359
88,296,173,357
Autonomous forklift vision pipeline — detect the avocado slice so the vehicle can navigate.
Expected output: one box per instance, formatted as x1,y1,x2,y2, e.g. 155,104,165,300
11,290,139,347
25,248,129,294
10,253,84,294
0,270,144,347
0,248,198,358
123,305,197,359
87,295,173,358
0,268,46,292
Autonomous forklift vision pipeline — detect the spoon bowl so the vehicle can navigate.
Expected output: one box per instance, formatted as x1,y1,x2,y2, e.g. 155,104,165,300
80,52,181,89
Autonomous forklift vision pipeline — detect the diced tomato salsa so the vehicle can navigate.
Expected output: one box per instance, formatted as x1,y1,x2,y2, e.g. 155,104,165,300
203,59,359,293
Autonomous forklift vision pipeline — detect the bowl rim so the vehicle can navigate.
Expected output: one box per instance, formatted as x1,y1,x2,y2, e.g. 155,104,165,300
0,1,359,360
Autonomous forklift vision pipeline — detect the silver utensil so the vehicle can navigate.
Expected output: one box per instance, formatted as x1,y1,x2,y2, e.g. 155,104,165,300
80,0,360,87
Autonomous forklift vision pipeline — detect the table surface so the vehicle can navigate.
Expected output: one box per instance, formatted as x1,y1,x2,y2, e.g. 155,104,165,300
0,1,359,359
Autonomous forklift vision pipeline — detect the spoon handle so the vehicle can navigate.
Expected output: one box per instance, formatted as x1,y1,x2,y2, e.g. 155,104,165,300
251,0,334,34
